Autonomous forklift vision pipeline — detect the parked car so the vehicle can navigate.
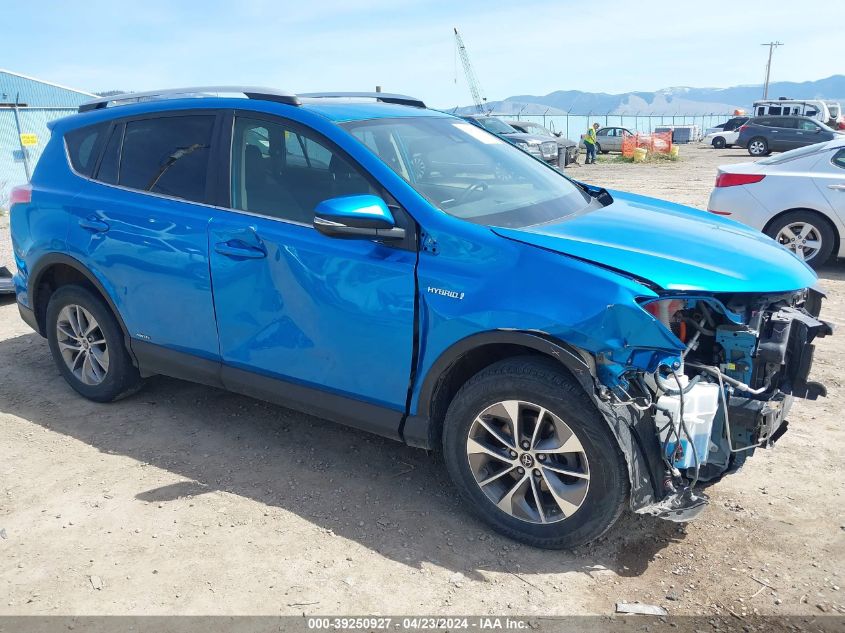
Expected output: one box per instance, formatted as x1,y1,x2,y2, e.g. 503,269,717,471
504,120,578,166
704,117,749,148
704,116,749,136
577,126,633,154
461,115,560,166
708,137,845,267
736,115,841,157
703,129,739,149
9,86,831,549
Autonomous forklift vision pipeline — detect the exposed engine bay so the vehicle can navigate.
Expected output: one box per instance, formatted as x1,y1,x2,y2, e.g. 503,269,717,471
607,288,833,521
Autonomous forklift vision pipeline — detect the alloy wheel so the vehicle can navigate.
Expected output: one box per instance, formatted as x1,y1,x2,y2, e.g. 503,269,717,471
749,140,766,155
56,304,110,385
465,400,590,524
776,222,823,262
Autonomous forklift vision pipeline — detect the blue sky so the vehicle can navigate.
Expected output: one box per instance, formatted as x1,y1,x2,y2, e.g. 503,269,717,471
4,0,840,109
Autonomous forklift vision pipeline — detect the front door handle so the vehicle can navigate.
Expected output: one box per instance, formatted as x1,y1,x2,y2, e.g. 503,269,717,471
79,216,109,232
828,184,845,191
214,240,266,259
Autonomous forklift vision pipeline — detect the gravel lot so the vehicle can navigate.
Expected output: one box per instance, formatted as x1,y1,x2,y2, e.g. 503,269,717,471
1,146,843,622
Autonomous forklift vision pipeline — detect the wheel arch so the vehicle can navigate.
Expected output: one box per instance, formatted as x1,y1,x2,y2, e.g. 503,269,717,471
402,330,664,510
762,207,841,258
403,331,597,452
28,253,137,365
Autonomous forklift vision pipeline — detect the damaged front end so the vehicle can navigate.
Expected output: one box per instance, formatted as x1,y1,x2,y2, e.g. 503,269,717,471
593,287,833,522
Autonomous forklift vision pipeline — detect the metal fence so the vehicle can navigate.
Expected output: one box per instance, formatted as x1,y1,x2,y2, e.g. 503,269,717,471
490,112,736,139
0,107,77,207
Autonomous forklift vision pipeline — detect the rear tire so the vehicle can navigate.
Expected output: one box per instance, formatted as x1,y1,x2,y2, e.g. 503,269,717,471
748,137,769,156
441,357,628,549
46,285,142,402
765,210,836,269
712,136,726,149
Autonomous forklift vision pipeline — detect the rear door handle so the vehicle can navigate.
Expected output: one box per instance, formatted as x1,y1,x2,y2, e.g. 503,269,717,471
79,216,109,232
214,240,266,259
828,184,845,191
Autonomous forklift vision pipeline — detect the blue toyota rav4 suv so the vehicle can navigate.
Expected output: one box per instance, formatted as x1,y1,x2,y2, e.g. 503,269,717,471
9,87,831,548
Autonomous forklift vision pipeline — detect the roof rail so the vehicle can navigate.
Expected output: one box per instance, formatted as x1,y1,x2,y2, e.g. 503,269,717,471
299,92,426,109
78,86,300,113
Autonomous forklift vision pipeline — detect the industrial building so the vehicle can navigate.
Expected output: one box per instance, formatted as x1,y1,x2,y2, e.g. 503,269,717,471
0,69,95,207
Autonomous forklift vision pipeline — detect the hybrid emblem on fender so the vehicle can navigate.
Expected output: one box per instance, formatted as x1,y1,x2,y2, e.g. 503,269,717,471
427,286,464,300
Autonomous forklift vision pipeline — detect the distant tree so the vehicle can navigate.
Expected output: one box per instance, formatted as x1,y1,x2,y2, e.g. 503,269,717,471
94,90,129,97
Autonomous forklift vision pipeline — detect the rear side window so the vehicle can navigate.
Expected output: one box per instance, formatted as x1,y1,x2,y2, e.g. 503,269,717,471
117,115,215,203
65,123,107,177
832,149,845,170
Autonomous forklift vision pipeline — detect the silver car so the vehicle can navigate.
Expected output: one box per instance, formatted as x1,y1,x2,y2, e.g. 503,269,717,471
707,137,845,268
578,126,633,154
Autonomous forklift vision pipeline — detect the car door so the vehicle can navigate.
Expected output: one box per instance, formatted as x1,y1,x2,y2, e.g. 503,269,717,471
768,118,798,151
206,111,417,438
64,111,223,366
815,148,845,225
603,128,619,152
794,118,826,148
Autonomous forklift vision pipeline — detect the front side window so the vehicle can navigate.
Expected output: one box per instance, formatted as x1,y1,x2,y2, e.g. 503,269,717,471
799,119,820,131
342,116,594,228
230,116,374,224
116,115,214,203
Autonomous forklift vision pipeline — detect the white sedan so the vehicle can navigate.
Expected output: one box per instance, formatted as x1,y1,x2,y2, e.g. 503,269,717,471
707,137,845,268
703,129,739,149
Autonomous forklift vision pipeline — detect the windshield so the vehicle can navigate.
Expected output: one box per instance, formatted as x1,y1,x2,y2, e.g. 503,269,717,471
522,122,554,136
474,117,518,135
341,117,593,227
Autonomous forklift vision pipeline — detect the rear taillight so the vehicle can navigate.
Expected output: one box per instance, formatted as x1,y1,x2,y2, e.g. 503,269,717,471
708,210,733,216
738,125,748,133
9,184,32,207
715,173,765,188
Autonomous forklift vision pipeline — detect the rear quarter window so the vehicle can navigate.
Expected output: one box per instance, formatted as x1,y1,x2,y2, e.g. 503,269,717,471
65,123,107,177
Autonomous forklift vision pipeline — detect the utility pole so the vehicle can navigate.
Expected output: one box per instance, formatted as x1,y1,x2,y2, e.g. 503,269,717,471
760,41,783,99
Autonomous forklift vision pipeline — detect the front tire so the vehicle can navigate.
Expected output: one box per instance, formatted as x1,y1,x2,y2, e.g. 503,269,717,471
748,137,769,156
442,357,628,549
46,285,142,402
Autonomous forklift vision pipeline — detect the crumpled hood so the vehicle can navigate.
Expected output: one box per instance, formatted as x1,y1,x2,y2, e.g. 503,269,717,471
493,189,817,293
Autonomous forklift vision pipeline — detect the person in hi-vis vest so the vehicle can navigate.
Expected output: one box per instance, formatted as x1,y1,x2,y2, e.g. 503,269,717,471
583,122,600,164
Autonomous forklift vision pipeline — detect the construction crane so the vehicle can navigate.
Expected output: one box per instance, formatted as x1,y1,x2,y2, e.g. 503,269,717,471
453,27,487,113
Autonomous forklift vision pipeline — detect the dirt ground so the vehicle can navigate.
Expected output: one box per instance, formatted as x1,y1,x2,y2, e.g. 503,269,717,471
1,146,843,621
